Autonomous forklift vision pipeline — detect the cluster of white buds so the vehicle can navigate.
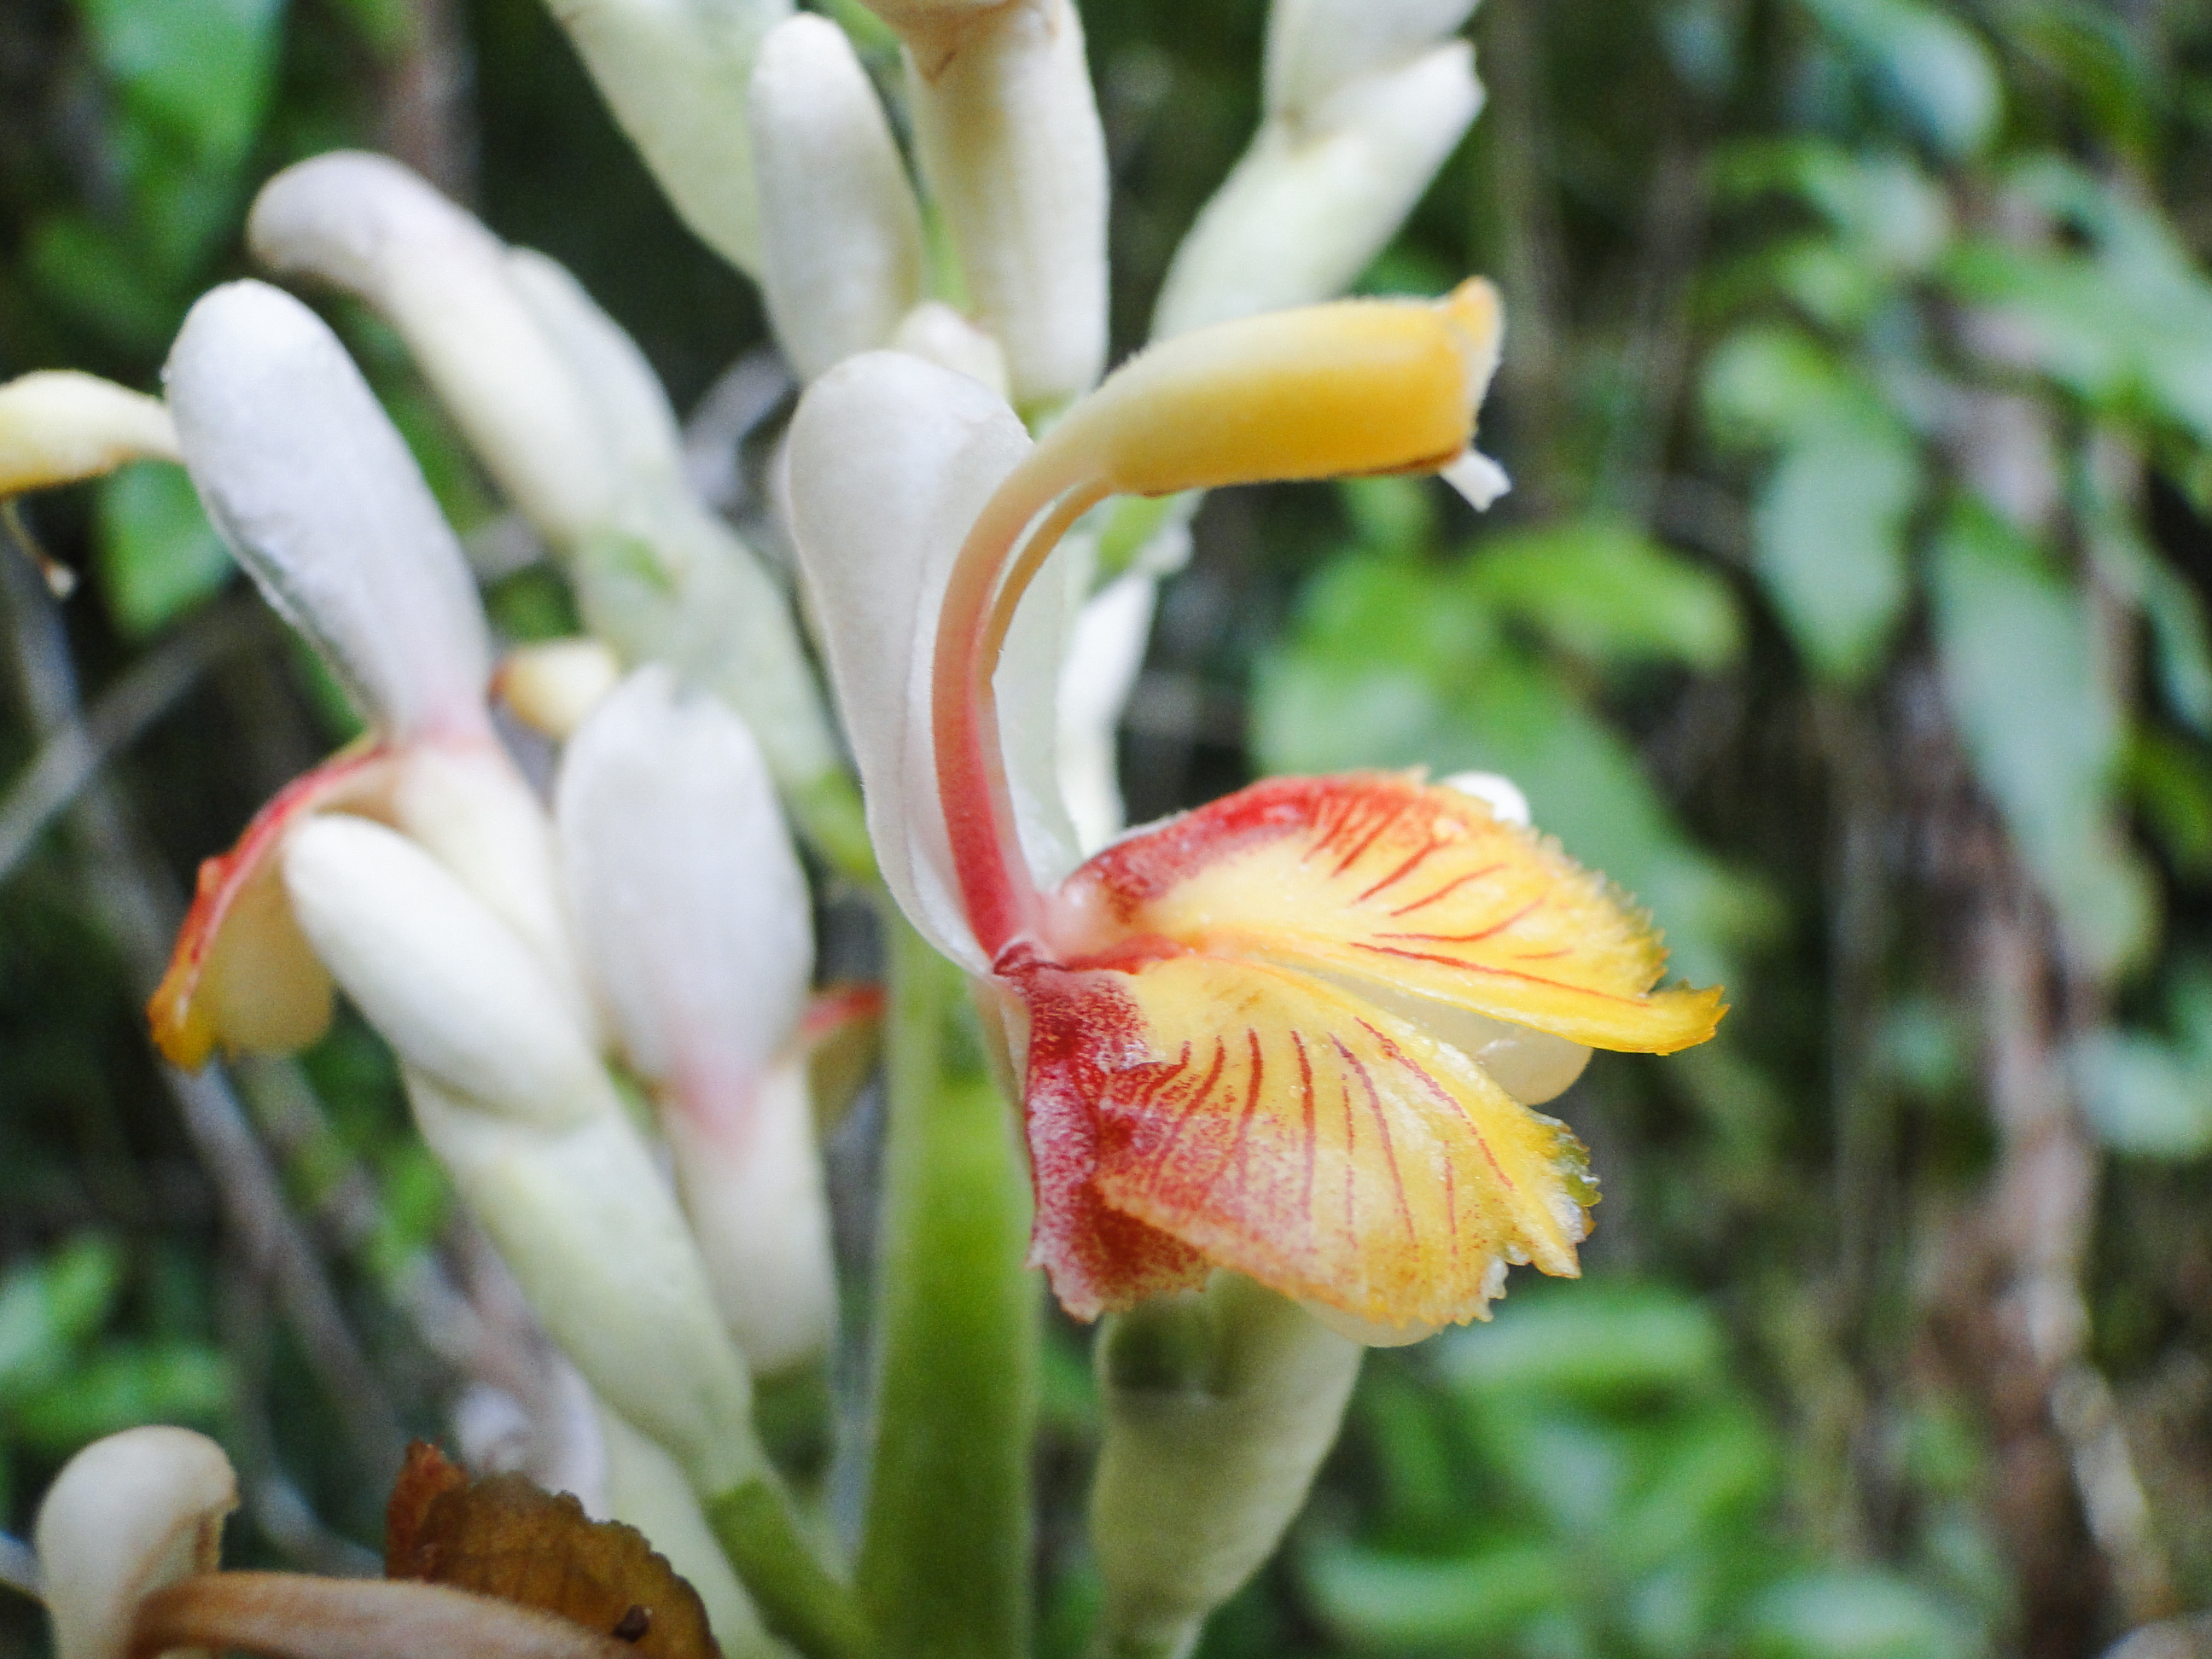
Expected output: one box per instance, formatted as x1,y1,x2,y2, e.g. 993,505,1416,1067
149,281,841,1652
244,153,862,871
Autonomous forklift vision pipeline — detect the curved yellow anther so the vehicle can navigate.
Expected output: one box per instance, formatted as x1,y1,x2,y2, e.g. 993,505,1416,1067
1034,277,1502,498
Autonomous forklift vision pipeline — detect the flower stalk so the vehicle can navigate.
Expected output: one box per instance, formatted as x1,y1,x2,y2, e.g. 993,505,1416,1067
857,909,1039,1659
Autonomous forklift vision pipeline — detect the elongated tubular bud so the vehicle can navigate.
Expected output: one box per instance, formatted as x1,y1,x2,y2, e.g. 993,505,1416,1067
0,372,178,495
165,282,493,745
1090,1278,1362,1659
750,15,928,382
405,1073,766,1497
556,669,835,1372
36,1429,236,1659
500,247,687,489
1263,0,1478,116
250,154,616,542
282,814,606,1128
904,0,1108,413
1152,44,1482,339
537,0,790,276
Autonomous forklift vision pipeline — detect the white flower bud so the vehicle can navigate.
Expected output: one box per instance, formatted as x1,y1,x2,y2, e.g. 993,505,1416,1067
496,637,625,740
33,1428,236,1659
750,15,928,383
164,282,494,744
405,1072,766,1498
540,0,791,276
249,154,619,542
664,1060,836,1375
282,813,605,1127
502,247,688,491
557,669,832,1374
1263,0,1477,117
905,0,1108,412
389,742,592,1024
1441,768,1528,824
889,301,1010,398
1152,44,1482,339
557,668,810,1093
0,371,178,496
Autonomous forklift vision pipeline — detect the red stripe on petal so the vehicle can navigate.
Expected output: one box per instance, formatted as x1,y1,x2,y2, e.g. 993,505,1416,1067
1005,947,1598,1330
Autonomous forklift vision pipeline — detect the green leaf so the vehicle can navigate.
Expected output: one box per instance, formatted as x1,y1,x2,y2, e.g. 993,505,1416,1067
10,1342,230,1450
1615,1404,1778,1567
1796,0,2000,157
25,214,181,352
0,1236,124,1406
2128,732,2212,878
1751,396,1918,684
1930,500,2152,975
1714,141,1949,273
74,0,286,168
2069,1028,2212,1158
1464,519,1743,673
96,461,234,637
1746,1569,1979,1659
1300,1540,1568,1649
1440,1284,1727,1404
1943,162,2212,445
1703,324,1847,447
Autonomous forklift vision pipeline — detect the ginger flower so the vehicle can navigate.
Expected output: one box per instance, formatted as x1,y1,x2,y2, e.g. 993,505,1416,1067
789,281,1726,1339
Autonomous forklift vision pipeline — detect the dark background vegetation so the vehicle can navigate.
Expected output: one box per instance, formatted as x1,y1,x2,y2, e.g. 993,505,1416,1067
3,0,2212,1653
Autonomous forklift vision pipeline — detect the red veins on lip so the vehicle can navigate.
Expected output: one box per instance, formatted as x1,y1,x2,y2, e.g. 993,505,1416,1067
998,770,1720,1330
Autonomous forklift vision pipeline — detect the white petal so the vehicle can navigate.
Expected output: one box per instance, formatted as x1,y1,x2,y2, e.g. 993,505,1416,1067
0,372,178,496
788,350,1066,970
502,247,686,489
1441,445,1511,509
750,15,928,383
282,812,609,1128
404,1071,763,1495
1152,44,1482,339
249,153,619,540
1264,0,1477,117
1440,768,1528,824
540,0,790,276
1057,568,1155,853
906,0,1108,411
556,665,812,1090
164,282,493,742
33,1428,236,1659
665,1058,837,1376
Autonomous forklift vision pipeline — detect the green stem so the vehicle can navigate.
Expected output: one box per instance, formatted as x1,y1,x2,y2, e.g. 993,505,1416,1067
859,909,1039,1659
706,1480,874,1659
